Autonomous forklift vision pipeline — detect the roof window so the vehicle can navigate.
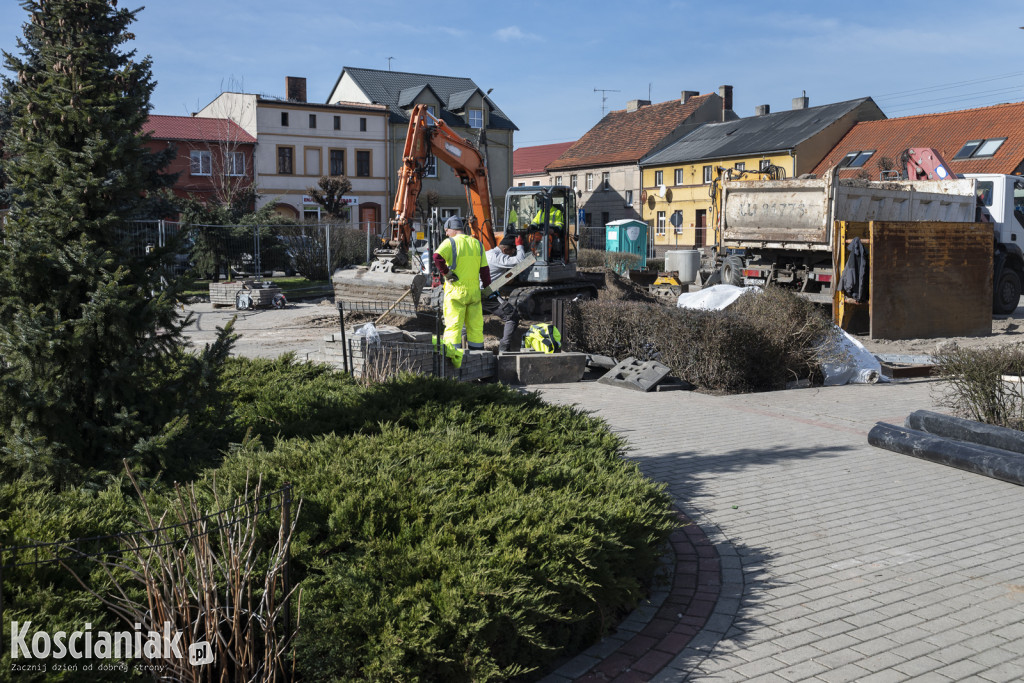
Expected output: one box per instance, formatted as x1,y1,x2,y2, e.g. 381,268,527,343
954,138,1006,159
841,150,875,168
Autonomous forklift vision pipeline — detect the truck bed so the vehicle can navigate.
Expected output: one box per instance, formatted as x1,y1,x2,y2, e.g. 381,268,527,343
720,176,977,251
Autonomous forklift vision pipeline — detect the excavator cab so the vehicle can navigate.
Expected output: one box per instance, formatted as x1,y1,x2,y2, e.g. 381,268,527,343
504,186,578,283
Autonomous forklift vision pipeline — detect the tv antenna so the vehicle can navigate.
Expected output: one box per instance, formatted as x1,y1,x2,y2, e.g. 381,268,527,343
594,88,620,117
387,56,395,71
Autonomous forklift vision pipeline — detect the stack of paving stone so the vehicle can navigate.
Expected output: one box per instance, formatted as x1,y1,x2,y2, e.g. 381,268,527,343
209,280,282,308
323,325,495,381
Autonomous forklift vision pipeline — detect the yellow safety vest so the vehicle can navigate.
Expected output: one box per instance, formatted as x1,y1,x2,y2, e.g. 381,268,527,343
435,234,487,302
524,323,561,353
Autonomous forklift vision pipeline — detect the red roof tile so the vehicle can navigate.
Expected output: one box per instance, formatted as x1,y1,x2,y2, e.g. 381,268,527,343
547,94,716,171
144,115,256,144
513,142,575,176
811,101,1024,178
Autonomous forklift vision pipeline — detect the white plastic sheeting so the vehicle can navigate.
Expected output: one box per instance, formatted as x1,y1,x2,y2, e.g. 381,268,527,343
676,284,885,386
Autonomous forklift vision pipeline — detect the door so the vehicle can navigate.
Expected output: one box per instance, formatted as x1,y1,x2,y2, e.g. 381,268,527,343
359,204,380,235
696,209,707,247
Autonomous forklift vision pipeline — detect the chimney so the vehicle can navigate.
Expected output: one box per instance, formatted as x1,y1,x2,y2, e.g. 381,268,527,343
286,76,307,103
792,90,809,110
626,99,651,113
718,84,733,121
755,104,771,116
680,90,699,104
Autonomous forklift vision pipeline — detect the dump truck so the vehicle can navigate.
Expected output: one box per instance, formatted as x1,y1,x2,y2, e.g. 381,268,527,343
708,156,1024,314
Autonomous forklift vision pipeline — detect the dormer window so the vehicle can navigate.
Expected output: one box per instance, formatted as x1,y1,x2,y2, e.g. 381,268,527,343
425,105,436,126
954,138,1006,159
468,109,483,128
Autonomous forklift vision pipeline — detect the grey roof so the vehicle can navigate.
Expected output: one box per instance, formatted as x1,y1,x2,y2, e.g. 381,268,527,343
334,67,517,131
640,97,881,166
447,88,478,112
398,85,434,108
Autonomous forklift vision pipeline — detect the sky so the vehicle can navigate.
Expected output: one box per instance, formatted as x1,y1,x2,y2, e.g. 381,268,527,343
2,1,1024,148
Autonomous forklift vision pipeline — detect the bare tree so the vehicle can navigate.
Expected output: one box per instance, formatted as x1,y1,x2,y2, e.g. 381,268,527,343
306,175,353,220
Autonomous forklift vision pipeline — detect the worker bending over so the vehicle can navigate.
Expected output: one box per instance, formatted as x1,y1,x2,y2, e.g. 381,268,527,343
484,232,528,352
432,216,490,350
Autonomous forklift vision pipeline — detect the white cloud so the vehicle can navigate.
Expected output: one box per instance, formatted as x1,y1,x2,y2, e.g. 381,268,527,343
495,26,540,42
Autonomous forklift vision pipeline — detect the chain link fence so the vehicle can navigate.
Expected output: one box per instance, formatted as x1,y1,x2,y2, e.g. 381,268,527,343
119,219,383,282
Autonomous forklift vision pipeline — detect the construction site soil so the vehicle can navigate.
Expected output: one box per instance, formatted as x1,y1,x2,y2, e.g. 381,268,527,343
182,272,1024,361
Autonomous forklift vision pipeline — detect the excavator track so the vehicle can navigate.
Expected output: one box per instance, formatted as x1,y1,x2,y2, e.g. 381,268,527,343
507,282,600,319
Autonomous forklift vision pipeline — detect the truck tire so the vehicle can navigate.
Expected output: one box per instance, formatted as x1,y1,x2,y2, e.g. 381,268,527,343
993,268,1021,315
721,255,744,287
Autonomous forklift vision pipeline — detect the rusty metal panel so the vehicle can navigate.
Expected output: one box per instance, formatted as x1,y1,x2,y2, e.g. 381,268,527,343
868,221,992,340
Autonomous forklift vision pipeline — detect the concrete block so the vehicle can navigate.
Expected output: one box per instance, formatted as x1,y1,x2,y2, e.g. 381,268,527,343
402,330,433,344
497,353,521,384
508,352,587,385
587,354,618,369
597,357,671,392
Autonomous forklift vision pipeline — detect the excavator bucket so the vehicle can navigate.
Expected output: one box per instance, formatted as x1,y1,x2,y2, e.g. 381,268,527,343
333,258,427,306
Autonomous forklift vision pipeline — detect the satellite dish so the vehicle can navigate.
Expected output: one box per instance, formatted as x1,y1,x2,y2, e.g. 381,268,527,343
658,184,667,198
640,189,648,203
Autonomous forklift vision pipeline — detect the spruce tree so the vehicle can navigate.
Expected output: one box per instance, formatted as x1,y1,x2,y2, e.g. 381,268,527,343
0,0,184,486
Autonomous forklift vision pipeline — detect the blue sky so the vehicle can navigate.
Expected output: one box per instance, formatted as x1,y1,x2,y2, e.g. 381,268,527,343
3,1,1024,147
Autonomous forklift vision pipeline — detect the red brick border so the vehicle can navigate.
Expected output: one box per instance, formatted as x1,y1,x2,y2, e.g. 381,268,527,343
575,511,721,681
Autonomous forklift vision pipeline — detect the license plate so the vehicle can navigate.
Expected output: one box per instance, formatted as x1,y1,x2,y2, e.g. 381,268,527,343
744,278,766,286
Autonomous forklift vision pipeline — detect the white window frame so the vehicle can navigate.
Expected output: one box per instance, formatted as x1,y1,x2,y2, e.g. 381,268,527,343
625,190,633,205
571,174,578,189
190,150,211,176
734,162,746,171
674,168,684,186
759,159,771,171
703,165,713,183
554,175,562,185
226,151,245,177
656,211,666,236
585,173,594,191
654,170,663,186
468,108,483,128
425,105,437,126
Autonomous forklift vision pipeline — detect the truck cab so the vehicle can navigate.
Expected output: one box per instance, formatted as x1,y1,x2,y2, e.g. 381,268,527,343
964,173,1024,313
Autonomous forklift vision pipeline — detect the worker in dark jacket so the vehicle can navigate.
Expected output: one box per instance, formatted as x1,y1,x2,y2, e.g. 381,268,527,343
484,233,528,351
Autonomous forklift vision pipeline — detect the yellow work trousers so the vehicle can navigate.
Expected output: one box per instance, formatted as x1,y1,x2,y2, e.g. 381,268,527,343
442,286,484,350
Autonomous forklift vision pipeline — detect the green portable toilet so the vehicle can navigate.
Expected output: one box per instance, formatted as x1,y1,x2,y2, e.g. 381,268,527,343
605,219,648,269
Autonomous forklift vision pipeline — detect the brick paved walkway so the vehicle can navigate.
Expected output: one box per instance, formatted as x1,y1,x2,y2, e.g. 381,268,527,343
537,379,1024,683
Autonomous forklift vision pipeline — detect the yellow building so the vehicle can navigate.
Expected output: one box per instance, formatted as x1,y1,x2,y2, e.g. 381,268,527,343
639,97,884,254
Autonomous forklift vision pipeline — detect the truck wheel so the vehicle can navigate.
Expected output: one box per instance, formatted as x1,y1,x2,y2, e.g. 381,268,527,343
993,268,1021,315
721,255,744,287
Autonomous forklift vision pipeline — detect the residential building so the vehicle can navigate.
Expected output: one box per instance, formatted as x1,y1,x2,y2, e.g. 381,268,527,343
812,101,1024,180
546,87,735,236
143,115,256,209
328,67,517,228
513,142,575,187
639,96,884,253
196,77,388,226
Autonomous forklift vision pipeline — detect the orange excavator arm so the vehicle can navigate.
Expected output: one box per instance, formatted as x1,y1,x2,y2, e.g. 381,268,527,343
389,104,497,252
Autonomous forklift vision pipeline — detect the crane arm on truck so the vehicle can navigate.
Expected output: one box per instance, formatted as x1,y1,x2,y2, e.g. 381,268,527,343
387,103,496,257
901,147,955,181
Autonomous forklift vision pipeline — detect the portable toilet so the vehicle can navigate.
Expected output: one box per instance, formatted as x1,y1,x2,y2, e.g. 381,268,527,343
605,219,648,269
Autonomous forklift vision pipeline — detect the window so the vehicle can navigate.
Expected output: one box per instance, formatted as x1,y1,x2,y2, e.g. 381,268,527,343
759,159,771,171
280,112,289,126
602,172,610,190
625,190,633,205
656,211,666,236
703,165,713,183
359,117,367,132
571,174,578,189
425,106,436,126
518,182,525,187
841,150,875,168
584,212,592,226
532,181,541,186
654,170,664,186
190,150,211,176
329,149,345,176
674,168,684,185
356,150,371,177
585,173,593,191
424,153,437,177
305,147,321,176
277,146,294,174
309,114,317,128
334,115,341,130
955,138,1006,159
226,151,245,176
468,109,483,128
555,175,562,185
601,211,609,226
734,162,745,171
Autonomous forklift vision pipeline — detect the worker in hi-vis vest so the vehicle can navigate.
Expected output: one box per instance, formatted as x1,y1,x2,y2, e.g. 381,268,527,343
432,216,491,350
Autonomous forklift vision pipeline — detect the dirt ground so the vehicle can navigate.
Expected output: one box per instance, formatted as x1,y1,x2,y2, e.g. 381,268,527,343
182,275,1024,361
